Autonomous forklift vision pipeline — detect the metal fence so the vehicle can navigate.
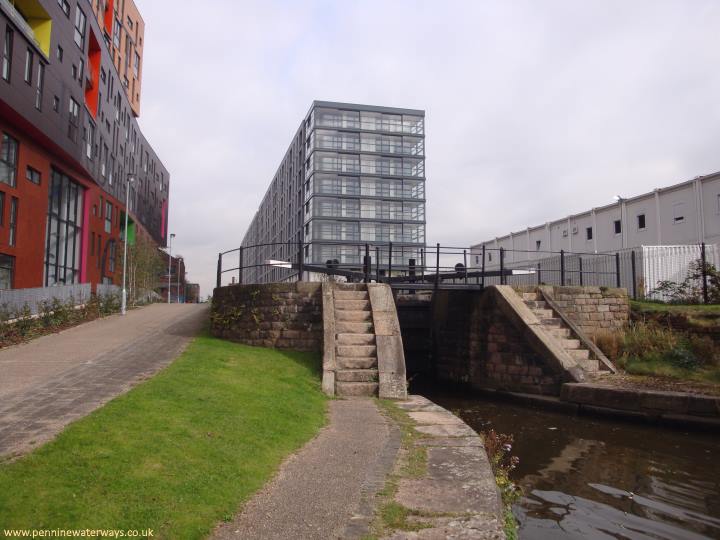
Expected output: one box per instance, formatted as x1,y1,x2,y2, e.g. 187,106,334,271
0,283,92,315
96,284,121,298
216,241,719,303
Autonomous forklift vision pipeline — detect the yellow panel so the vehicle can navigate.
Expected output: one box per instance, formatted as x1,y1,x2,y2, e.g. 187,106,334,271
28,18,51,57
12,0,52,58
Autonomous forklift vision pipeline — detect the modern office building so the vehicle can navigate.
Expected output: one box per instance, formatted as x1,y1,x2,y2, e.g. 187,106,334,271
241,101,426,284
472,171,720,269
0,0,169,291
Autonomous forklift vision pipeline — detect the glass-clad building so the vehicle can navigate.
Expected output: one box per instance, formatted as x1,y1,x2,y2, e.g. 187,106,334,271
241,101,426,283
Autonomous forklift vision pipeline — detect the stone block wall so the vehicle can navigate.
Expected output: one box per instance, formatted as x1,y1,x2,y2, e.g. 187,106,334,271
433,289,563,395
211,282,323,351
541,286,629,338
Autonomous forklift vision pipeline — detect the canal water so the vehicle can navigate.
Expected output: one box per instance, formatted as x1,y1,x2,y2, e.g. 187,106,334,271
426,389,720,539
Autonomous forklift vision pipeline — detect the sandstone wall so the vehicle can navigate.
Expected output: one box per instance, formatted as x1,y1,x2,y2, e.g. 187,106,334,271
432,289,563,395
541,286,629,338
211,283,323,351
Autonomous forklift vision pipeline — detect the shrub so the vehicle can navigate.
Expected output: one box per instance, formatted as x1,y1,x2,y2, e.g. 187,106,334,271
482,429,521,505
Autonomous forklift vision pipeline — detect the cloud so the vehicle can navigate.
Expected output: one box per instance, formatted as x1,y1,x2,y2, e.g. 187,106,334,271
135,0,720,296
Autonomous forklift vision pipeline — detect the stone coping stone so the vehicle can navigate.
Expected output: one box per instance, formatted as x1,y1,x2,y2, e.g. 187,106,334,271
387,395,505,539
561,383,720,418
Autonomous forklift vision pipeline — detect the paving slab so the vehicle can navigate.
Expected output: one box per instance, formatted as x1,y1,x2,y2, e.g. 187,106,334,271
213,398,400,540
0,304,208,458
381,395,504,540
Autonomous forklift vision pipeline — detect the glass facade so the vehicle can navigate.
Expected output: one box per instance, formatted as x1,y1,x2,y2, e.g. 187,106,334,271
44,169,85,286
304,104,426,271
241,102,426,283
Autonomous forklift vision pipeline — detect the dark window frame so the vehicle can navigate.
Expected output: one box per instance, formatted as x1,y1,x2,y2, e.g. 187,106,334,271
0,132,18,188
23,48,33,84
2,27,13,83
613,219,622,235
9,196,17,246
26,166,41,185
637,213,646,230
0,253,14,290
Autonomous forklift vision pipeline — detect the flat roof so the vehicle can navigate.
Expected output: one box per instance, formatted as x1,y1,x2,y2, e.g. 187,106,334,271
311,100,425,116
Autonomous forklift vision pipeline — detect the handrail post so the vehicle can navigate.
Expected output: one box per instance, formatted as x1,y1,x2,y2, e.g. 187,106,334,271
435,243,440,287
238,247,244,284
701,242,709,304
481,245,486,289
537,261,541,285
463,249,468,284
420,248,425,282
388,241,393,279
216,253,222,289
364,243,370,283
615,252,621,288
630,250,637,299
376,246,380,283
560,249,565,286
500,248,505,285
297,239,304,281
578,256,583,286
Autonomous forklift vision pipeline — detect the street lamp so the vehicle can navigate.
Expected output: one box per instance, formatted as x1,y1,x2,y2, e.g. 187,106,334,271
121,175,135,316
168,233,175,303
177,257,183,304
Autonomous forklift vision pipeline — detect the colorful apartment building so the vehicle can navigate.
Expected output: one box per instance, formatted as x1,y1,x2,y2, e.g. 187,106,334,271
0,0,168,291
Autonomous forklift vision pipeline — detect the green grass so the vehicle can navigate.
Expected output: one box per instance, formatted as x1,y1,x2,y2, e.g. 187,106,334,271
621,356,720,385
0,334,327,538
631,300,720,315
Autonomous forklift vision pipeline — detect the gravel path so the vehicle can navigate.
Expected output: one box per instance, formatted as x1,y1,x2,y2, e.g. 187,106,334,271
0,303,208,458
212,398,401,540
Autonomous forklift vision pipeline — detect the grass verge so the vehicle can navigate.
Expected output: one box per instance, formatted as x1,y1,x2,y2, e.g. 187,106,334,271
0,334,327,538
630,300,720,315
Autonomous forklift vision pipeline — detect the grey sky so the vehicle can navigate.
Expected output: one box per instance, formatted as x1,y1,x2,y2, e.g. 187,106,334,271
135,0,720,297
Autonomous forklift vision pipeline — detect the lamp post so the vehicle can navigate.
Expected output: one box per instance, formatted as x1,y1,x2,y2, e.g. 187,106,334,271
177,257,183,304
121,175,135,316
168,233,175,303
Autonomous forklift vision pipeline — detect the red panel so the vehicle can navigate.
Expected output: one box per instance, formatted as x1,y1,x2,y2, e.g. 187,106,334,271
84,32,102,119
104,0,114,35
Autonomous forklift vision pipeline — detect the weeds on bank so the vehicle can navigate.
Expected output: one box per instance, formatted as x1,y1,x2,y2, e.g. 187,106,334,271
481,429,522,540
0,294,122,348
594,320,720,384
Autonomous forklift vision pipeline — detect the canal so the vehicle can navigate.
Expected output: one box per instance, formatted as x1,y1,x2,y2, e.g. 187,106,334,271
426,388,720,539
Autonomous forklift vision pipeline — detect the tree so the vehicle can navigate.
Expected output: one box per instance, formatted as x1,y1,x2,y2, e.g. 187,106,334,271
126,234,165,305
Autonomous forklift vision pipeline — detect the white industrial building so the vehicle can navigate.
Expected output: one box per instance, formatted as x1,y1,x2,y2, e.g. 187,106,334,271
471,171,720,297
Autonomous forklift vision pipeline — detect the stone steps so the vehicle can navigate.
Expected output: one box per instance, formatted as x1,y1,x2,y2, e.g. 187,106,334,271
335,310,373,322
336,333,376,346
333,286,378,397
336,345,377,357
336,369,379,383
334,290,369,300
336,321,374,334
337,356,377,370
523,294,598,374
336,381,379,397
335,299,371,311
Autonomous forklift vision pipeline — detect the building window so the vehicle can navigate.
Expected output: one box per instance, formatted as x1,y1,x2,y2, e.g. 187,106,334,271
57,45,63,62
44,169,84,285
58,0,70,16
0,190,4,224
53,96,60,112
74,5,86,49
35,63,44,110
9,196,17,246
536,240,541,250
86,121,94,159
23,49,33,84
133,51,140,77
673,202,685,223
68,97,79,141
614,220,622,235
105,201,112,233
113,18,121,48
637,213,646,230
0,253,13,290
108,240,116,272
0,133,18,187
26,166,41,185
2,27,12,82
488,252,492,262
586,227,593,240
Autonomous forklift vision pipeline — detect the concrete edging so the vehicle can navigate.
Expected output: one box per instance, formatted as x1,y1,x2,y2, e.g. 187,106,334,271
368,284,407,400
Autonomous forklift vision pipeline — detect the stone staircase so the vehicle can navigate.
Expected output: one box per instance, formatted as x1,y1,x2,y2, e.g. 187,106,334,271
521,291,601,373
333,287,380,397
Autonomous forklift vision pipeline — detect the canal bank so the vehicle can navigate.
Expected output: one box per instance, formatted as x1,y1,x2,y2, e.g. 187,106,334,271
425,386,720,540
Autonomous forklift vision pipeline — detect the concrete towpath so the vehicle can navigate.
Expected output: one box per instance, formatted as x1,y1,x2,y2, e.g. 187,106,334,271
213,398,401,540
0,303,208,458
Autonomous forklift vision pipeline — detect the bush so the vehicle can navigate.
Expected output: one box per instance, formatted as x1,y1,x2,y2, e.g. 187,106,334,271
651,258,720,304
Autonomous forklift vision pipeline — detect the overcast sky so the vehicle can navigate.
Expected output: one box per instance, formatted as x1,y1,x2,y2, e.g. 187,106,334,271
135,0,720,297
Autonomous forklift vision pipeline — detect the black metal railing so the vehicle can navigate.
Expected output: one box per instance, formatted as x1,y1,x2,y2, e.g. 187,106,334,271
216,241,715,303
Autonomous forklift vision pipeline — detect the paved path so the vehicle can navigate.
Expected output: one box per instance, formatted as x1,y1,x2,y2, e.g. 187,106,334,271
0,303,208,458
213,398,401,540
